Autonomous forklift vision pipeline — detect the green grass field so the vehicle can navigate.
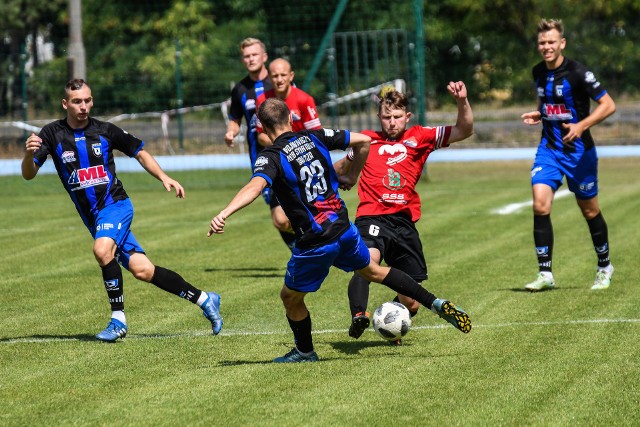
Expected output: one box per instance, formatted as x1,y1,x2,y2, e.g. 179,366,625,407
1,157,639,426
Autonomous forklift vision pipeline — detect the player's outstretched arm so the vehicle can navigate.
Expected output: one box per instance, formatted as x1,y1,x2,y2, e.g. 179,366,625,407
447,81,474,143
208,176,267,236
135,149,185,198
22,133,42,180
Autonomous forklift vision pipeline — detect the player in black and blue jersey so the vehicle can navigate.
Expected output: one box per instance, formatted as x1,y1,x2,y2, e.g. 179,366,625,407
521,19,616,291
22,79,222,342
223,38,296,250
224,38,272,167
208,98,471,363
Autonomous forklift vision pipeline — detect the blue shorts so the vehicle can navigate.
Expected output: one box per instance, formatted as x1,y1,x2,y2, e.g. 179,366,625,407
90,198,145,270
284,223,371,293
531,144,599,199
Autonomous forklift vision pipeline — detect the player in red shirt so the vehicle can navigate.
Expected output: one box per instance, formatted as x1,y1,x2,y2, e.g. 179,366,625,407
255,58,322,250
334,81,474,341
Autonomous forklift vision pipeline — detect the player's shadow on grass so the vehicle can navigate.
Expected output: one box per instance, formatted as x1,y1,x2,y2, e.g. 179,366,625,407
217,359,279,366
329,339,406,355
214,342,408,366
204,266,283,279
508,287,579,292
0,333,97,343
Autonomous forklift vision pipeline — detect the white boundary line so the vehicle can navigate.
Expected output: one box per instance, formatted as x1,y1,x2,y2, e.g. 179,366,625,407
493,188,571,215
2,317,638,344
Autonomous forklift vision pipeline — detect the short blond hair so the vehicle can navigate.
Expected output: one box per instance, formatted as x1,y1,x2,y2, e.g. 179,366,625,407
240,37,266,53
537,19,564,36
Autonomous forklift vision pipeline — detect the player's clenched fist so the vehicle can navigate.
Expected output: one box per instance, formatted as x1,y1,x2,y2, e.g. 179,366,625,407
208,213,227,236
25,132,42,154
447,81,467,99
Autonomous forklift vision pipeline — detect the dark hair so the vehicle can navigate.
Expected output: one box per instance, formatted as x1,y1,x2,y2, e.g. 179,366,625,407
537,18,564,36
64,79,90,98
257,98,290,132
378,89,409,113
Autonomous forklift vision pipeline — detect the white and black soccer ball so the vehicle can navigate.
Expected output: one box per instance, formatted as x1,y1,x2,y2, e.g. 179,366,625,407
372,301,412,341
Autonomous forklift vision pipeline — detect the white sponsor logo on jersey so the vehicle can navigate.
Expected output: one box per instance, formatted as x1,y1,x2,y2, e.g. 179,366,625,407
585,71,596,83
254,156,269,167
62,151,76,163
379,143,407,165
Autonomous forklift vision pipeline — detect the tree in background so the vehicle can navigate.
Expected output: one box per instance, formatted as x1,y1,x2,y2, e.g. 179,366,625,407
0,0,66,116
3,0,640,117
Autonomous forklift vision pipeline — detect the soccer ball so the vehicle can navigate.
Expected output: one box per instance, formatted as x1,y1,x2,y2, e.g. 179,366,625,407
372,301,412,341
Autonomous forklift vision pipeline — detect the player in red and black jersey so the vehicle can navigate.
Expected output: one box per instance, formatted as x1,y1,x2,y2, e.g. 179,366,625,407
22,79,222,342
208,98,471,362
334,82,474,341
521,19,616,292
255,58,323,250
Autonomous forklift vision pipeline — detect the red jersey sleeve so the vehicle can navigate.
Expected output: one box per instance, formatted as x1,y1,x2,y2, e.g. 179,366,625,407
300,92,321,130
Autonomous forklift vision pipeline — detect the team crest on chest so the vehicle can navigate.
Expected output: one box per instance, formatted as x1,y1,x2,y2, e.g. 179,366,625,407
383,168,406,190
92,143,102,157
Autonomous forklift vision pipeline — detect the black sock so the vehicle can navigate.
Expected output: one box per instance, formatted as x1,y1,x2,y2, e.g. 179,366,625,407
348,274,370,316
587,212,610,268
151,266,203,304
382,267,436,310
279,231,296,251
287,313,313,353
102,259,124,311
533,214,553,272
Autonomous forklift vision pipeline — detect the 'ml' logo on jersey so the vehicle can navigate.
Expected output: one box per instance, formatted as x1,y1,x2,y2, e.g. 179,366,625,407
68,165,110,191
544,103,573,121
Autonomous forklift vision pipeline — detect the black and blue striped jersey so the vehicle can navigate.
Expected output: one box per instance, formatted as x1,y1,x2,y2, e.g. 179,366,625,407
533,57,607,152
33,118,143,228
228,75,273,169
253,129,351,248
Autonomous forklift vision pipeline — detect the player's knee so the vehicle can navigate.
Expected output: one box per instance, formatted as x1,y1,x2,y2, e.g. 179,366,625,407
578,202,600,219
272,217,291,232
93,246,114,266
274,221,291,233
532,200,551,215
